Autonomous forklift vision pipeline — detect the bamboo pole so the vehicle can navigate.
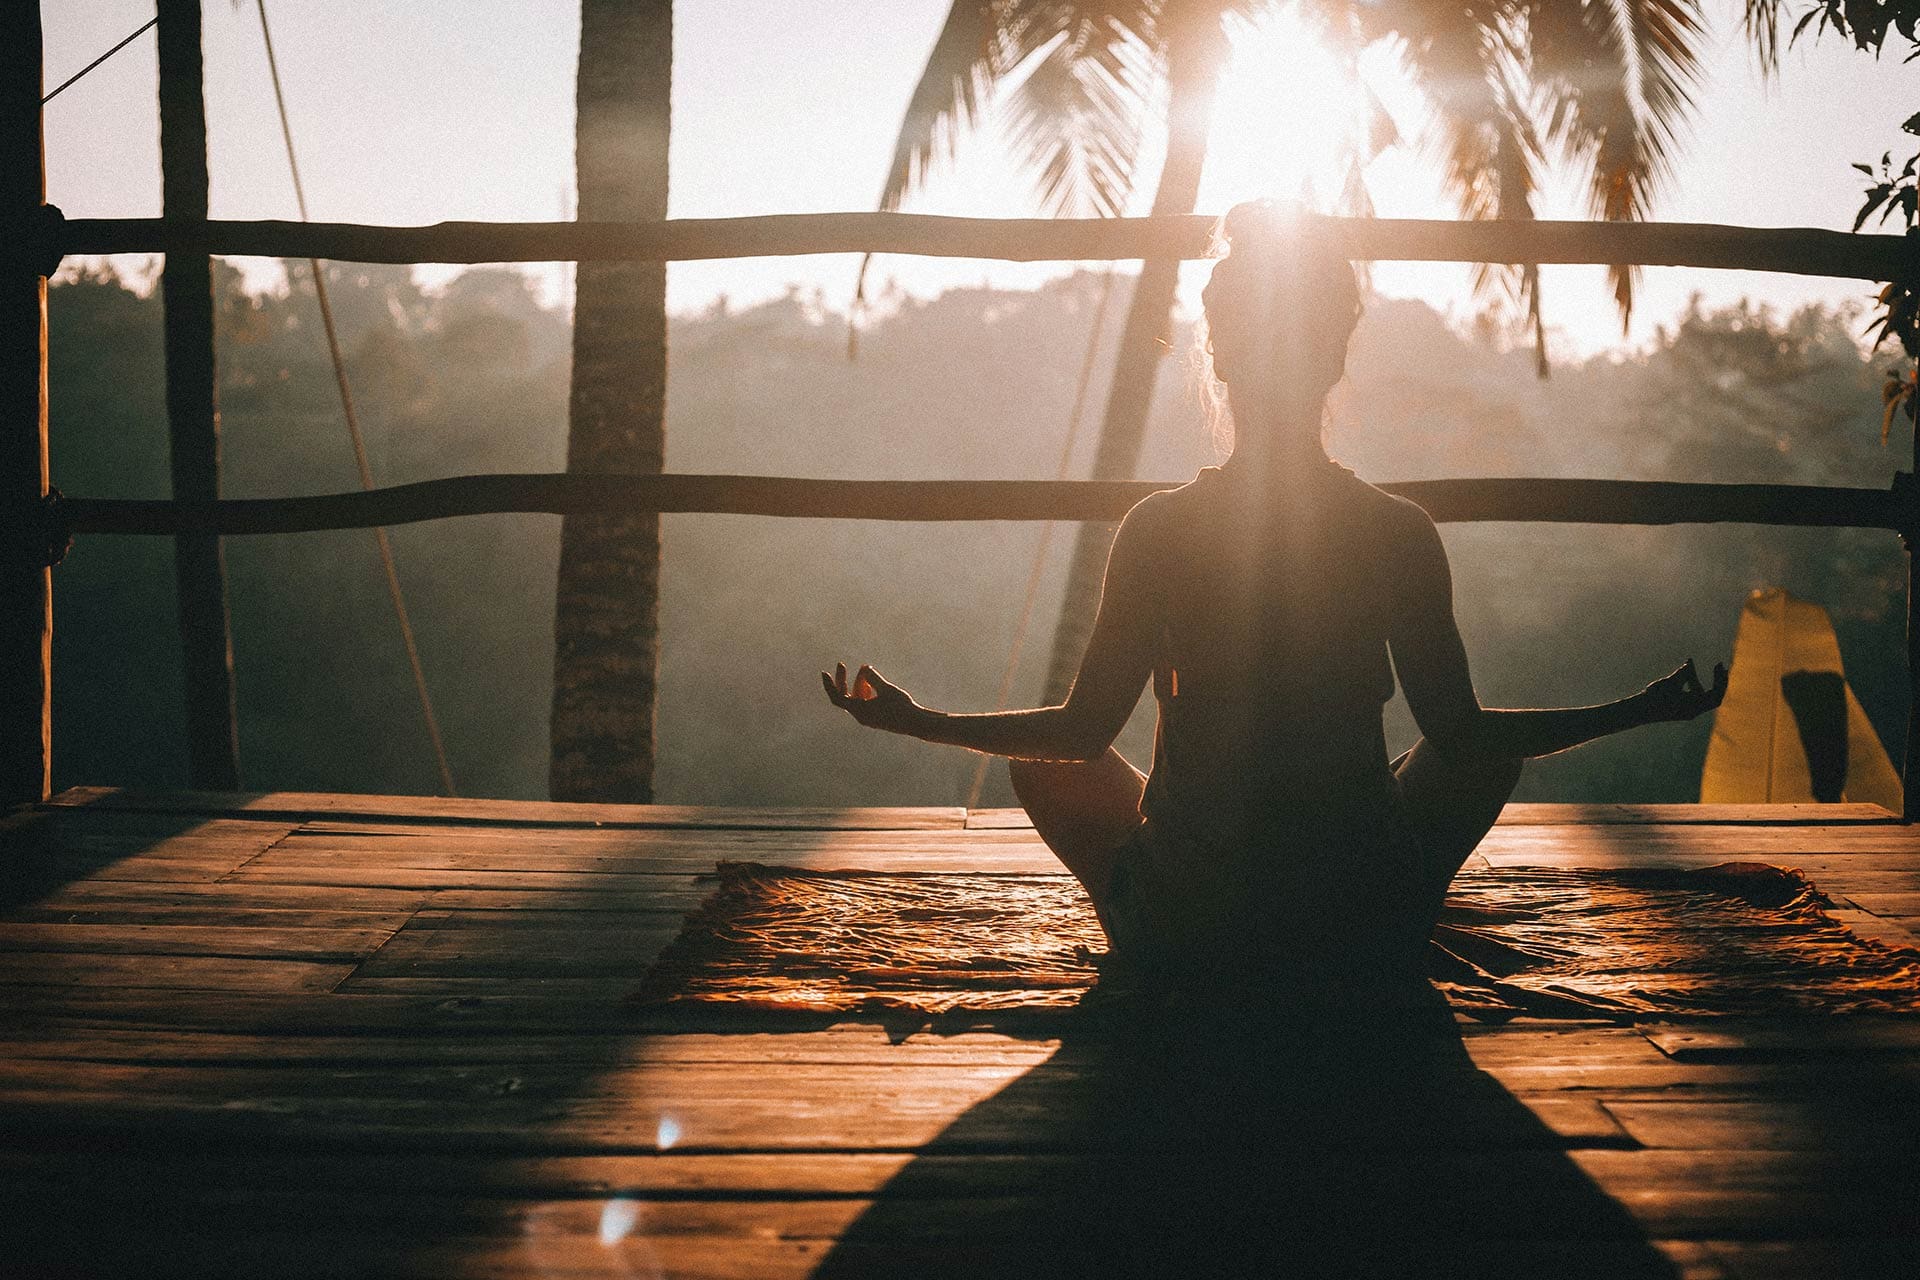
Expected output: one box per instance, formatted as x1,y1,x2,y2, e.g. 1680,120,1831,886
58,213,1917,281
0,1,51,806
157,0,239,790
56,474,1905,536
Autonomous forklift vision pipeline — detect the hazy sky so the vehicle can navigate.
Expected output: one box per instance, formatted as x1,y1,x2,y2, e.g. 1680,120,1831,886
40,0,1918,357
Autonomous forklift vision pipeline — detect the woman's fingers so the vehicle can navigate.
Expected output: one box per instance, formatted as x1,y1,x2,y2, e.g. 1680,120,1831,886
824,662,886,710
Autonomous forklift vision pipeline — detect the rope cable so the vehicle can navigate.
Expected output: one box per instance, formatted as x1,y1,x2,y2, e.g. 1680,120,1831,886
255,0,456,796
964,267,1119,808
42,17,157,105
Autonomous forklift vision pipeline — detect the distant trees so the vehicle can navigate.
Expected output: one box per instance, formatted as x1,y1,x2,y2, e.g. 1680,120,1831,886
552,0,673,803
43,264,1904,804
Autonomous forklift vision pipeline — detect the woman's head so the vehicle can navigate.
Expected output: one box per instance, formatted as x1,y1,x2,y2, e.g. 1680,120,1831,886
1199,201,1362,455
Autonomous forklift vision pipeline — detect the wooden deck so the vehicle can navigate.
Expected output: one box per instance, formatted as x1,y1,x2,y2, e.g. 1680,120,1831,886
3,788,1919,1277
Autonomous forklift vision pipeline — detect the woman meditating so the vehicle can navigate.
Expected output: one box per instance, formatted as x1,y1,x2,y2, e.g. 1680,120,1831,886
823,201,1726,1000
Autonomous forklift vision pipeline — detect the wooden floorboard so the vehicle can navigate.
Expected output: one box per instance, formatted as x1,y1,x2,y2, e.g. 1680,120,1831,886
1,795,1917,1277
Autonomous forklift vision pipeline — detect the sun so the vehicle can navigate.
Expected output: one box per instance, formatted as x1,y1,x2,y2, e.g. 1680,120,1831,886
1199,8,1375,213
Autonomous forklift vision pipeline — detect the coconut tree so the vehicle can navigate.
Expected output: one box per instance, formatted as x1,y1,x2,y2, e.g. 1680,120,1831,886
873,0,1720,699
551,0,671,803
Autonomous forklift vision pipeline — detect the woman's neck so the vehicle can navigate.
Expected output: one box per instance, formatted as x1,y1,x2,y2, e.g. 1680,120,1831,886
1222,388,1332,469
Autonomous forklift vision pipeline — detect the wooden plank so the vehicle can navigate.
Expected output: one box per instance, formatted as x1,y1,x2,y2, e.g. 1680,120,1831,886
0,1160,1907,1246
1601,1099,1920,1150
3,903,418,930
1474,824,1920,862
0,1225,1743,1280
46,786,966,830
1700,1239,1920,1278
11,879,429,918
224,851,1067,884
1494,803,1900,826
965,804,1903,830
0,952,353,993
0,922,397,960
0,986,669,1034
341,912,682,982
0,1028,1068,1069
1639,1020,1920,1061
1840,892,1920,916
425,881,714,911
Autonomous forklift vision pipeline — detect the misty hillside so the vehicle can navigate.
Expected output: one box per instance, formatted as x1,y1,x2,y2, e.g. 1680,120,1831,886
46,263,1910,804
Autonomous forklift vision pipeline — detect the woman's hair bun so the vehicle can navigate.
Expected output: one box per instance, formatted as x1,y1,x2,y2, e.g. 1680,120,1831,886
1211,200,1360,327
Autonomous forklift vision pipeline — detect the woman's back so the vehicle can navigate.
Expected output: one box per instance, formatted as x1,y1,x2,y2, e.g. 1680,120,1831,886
1109,459,1433,981
1133,461,1419,833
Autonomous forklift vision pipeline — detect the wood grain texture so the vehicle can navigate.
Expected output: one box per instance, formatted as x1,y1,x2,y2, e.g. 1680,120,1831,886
3,794,1918,1277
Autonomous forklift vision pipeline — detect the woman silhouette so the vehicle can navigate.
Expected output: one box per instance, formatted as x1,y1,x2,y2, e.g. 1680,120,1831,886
825,201,1726,999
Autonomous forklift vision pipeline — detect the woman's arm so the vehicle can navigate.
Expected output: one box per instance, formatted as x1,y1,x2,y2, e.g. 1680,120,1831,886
1386,510,1726,760
822,505,1158,762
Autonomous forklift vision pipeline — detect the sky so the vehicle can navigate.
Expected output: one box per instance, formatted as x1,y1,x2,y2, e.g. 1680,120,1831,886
39,0,1920,359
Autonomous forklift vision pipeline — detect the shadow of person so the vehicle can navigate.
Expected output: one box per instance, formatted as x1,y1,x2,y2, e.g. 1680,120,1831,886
816,985,1680,1278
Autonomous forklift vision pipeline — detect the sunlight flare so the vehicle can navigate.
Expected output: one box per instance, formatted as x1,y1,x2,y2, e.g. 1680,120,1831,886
1203,8,1372,210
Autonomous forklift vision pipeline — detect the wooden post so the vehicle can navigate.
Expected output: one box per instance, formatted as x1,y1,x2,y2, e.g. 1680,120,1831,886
157,0,240,789
0,1,51,806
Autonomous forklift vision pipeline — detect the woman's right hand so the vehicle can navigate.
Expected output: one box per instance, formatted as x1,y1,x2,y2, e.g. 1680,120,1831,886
1641,659,1729,723
821,662,924,736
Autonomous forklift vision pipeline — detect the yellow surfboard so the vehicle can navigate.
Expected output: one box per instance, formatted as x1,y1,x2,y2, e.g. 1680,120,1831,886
1700,588,1901,811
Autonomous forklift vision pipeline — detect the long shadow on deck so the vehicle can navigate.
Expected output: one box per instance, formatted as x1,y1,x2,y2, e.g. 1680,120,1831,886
817,992,1680,1278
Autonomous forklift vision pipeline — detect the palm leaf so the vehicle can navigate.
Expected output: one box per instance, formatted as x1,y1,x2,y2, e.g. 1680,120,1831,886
1383,1,1549,370
1002,19,1153,216
876,1,1003,214
1527,0,1707,328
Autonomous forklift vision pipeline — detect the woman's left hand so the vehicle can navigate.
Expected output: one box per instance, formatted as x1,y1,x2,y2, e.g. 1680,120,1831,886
1642,658,1729,723
822,662,924,735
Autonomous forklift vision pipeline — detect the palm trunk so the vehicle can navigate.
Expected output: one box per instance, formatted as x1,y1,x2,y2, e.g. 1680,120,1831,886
551,0,671,803
1042,19,1221,702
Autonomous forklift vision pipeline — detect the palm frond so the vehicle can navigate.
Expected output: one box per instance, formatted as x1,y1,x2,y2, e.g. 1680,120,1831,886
1386,3,1549,368
1003,20,1153,215
877,1,1003,214
1527,0,1707,328
1741,0,1785,77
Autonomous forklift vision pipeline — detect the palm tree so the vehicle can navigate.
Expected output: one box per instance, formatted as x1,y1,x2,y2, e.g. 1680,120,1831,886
872,0,1721,699
551,0,671,803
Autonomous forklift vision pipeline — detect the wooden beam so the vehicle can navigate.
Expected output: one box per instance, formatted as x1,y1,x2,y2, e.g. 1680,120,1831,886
59,213,1917,281
157,0,239,791
56,474,1906,535
0,1,51,806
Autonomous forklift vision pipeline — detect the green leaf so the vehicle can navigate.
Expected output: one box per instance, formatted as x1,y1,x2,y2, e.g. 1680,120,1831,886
1854,188,1888,233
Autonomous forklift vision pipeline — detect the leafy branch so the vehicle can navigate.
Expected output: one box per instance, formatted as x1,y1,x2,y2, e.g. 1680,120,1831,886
1790,0,1920,433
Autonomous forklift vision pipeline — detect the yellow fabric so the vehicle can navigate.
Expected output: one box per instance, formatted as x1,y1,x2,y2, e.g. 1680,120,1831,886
1700,587,1901,811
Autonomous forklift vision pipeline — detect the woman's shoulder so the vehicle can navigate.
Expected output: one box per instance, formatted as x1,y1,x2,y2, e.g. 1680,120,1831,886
1122,468,1219,526
1343,470,1439,537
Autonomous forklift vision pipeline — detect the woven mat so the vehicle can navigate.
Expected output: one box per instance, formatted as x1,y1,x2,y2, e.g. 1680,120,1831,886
629,860,1920,1021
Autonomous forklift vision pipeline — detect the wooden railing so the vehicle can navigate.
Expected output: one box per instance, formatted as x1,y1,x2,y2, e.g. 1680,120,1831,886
5,3,1918,812
56,476,1911,536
